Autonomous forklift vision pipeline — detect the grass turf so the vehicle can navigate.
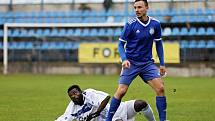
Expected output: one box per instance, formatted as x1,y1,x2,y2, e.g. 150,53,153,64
0,74,214,121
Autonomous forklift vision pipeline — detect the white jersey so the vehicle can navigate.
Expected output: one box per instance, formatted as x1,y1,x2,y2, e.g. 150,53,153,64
55,89,109,121
56,89,136,121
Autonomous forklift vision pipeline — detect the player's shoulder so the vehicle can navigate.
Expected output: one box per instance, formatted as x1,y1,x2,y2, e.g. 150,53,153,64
83,88,97,94
127,17,137,25
149,16,161,24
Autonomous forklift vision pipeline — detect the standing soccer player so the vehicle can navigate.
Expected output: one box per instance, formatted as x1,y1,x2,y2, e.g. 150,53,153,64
106,0,167,121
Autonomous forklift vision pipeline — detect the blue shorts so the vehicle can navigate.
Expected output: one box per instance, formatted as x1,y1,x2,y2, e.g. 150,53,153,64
118,60,160,85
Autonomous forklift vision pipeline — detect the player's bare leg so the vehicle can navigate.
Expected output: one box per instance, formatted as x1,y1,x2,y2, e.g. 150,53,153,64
148,78,166,121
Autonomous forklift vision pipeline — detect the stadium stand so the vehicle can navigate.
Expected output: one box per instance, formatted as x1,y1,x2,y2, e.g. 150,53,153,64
0,0,214,74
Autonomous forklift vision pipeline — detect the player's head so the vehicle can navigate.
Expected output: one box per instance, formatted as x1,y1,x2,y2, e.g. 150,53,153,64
134,0,149,18
67,85,84,106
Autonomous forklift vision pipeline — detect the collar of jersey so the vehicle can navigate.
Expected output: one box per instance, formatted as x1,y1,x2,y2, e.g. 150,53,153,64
136,16,151,27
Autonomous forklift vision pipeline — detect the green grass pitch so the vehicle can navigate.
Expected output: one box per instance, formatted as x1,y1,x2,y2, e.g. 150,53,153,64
0,74,214,121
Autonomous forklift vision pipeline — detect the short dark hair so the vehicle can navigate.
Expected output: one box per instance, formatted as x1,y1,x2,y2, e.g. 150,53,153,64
135,0,148,6
67,85,82,93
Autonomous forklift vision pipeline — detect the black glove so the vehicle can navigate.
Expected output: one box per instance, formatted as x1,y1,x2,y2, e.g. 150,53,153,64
86,112,100,121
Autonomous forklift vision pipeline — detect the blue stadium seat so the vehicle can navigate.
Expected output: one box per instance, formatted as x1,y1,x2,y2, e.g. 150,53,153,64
107,28,114,36
0,12,5,18
172,27,180,36
154,9,162,16
17,42,26,49
0,30,3,37
9,42,18,49
45,12,54,18
180,27,188,36
205,8,213,15
11,29,20,37
69,11,81,17
56,42,65,49
44,18,53,23
20,29,28,37
51,29,59,37
196,8,204,15
90,28,98,36
206,40,215,48
0,42,2,49
61,18,69,23
198,16,208,22
73,43,79,49
197,40,206,48
82,28,90,37
170,9,178,16
25,42,33,49
180,40,189,49
206,27,214,35
28,29,35,36
171,16,182,23
43,29,51,36
163,27,171,36
0,18,5,25
64,42,79,49
114,28,121,36
178,9,187,15
82,10,92,17
156,17,165,23
41,42,49,50
188,9,196,15
147,10,154,16
189,40,197,48
74,28,81,36
163,9,172,16
98,28,106,36
188,16,198,23
188,27,197,36
106,10,114,16
58,29,67,36
8,30,13,37
5,12,14,18
49,42,58,49
64,42,73,49
115,17,123,22
67,29,74,36
197,27,206,35
95,11,106,17
36,29,43,36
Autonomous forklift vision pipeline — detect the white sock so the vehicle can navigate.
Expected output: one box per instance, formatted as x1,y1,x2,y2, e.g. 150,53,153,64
142,104,156,121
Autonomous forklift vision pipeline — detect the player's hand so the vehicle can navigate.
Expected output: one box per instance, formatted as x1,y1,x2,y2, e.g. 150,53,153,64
160,66,167,77
122,60,130,68
86,112,99,121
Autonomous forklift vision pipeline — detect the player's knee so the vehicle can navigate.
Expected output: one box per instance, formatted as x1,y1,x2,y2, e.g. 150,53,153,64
134,100,148,112
156,85,165,96
117,89,127,98
115,86,128,98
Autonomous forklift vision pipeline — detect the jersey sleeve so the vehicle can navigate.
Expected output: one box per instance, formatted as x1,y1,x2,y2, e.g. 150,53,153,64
85,89,109,107
154,22,162,41
119,23,131,42
55,101,75,121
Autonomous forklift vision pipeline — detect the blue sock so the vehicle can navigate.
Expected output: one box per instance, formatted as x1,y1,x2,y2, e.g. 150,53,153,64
106,97,121,121
156,96,167,121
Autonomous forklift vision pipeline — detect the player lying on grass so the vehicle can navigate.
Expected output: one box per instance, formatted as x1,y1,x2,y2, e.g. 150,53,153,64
55,84,156,121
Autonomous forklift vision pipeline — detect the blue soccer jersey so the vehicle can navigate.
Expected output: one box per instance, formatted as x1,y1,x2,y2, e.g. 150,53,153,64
119,17,162,63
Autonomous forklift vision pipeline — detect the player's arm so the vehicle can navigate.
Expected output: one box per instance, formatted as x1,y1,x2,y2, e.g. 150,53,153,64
155,22,166,76
155,40,164,67
155,40,166,76
118,40,130,68
55,102,75,121
118,22,131,68
86,95,111,121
